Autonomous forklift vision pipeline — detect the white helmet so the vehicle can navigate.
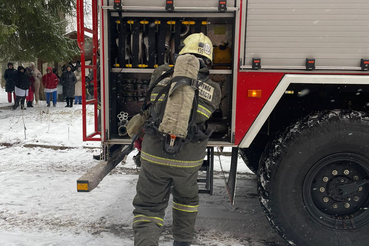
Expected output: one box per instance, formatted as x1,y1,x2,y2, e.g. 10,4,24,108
179,33,213,62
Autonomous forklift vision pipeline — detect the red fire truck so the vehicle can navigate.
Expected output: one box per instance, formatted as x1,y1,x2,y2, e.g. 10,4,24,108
76,0,369,245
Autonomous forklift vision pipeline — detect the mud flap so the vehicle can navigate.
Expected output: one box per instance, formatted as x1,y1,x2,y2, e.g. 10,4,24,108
226,147,238,204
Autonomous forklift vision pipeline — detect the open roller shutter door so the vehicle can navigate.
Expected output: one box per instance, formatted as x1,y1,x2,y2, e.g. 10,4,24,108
244,0,369,68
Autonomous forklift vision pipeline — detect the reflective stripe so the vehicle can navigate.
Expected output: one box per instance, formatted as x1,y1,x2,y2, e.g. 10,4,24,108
172,202,199,213
141,151,203,168
133,214,164,227
151,96,212,119
197,104,212,119
150,93,166,102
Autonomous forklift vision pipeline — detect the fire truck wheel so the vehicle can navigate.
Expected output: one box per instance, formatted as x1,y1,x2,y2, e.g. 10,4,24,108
258,110,369,246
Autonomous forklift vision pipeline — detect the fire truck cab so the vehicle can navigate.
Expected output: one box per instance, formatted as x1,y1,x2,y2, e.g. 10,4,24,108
77,0,369,245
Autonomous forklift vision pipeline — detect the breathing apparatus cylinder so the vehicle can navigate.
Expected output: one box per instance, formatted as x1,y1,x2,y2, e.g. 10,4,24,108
158,54,200,138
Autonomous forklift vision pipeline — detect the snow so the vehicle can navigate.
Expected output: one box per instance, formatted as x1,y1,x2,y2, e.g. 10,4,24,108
0,89,259,246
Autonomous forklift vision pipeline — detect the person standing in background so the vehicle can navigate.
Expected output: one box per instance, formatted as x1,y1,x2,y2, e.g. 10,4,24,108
60,65,77,107
74,65,82,104
14,66,30,110
30,62,42,105
4,62,16,103
26,67,35,108
42,67,59,107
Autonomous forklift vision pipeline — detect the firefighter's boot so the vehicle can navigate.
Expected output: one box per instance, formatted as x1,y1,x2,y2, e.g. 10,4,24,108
133,152,141,167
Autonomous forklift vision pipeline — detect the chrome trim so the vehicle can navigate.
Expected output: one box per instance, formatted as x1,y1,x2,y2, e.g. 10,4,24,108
105,139,236,147
111,68,155,73
231,0,241,143
102,2,110,142
110,12,235,18
239,0,247,67
207,141,237,147
103,5,238,12
239,74,369,148
210,69,232,75
240,65,363,71
111,68,233,74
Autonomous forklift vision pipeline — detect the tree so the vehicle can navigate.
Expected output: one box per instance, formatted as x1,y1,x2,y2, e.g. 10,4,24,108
0,0,79,63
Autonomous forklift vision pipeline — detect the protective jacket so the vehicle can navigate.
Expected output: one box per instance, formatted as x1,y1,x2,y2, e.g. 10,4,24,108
42,68,59,90
74,70,82,96
4,65,16,92
27,68,36,92
61,70,77,97
32,68,42,84
141,63,221,167
14,66,30,90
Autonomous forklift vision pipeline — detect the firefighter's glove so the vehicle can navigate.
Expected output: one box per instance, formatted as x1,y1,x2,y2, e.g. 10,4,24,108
134,138,143,151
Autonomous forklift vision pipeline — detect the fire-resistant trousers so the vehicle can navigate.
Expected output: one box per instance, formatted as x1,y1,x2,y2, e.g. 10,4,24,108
133,159,200,246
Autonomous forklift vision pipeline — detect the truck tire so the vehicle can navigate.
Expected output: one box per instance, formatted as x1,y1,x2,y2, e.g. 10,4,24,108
258,110,369,246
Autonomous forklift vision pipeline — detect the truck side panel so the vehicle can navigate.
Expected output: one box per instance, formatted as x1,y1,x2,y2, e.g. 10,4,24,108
243,0,369,68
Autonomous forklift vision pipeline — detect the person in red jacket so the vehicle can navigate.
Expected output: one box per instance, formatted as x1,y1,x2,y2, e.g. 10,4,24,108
42,67,59,107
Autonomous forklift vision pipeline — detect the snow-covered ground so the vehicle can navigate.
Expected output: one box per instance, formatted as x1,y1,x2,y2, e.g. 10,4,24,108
0,89,284,246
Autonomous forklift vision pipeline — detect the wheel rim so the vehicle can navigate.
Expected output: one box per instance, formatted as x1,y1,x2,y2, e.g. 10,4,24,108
303,153,369,230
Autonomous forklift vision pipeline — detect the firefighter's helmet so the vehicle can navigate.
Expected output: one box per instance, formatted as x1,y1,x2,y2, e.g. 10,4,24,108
179,33,213,62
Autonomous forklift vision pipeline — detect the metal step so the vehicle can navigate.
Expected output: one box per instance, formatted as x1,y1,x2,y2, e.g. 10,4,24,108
198,147,214,195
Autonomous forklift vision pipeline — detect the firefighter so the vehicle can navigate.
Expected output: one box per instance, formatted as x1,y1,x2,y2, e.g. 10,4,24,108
132,33,221,246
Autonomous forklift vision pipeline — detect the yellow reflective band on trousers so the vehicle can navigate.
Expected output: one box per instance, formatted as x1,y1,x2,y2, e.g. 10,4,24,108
141,151,203,168
197,104,212,119
151,93,166,102
133,214,164,227
172,201,199,213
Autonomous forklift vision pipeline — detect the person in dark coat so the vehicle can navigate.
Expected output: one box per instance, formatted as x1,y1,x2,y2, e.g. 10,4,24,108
60,65,77,107
14,66,30,110
3,62,16,103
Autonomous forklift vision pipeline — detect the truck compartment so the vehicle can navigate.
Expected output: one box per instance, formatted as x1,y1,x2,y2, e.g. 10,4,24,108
107,11,235,143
